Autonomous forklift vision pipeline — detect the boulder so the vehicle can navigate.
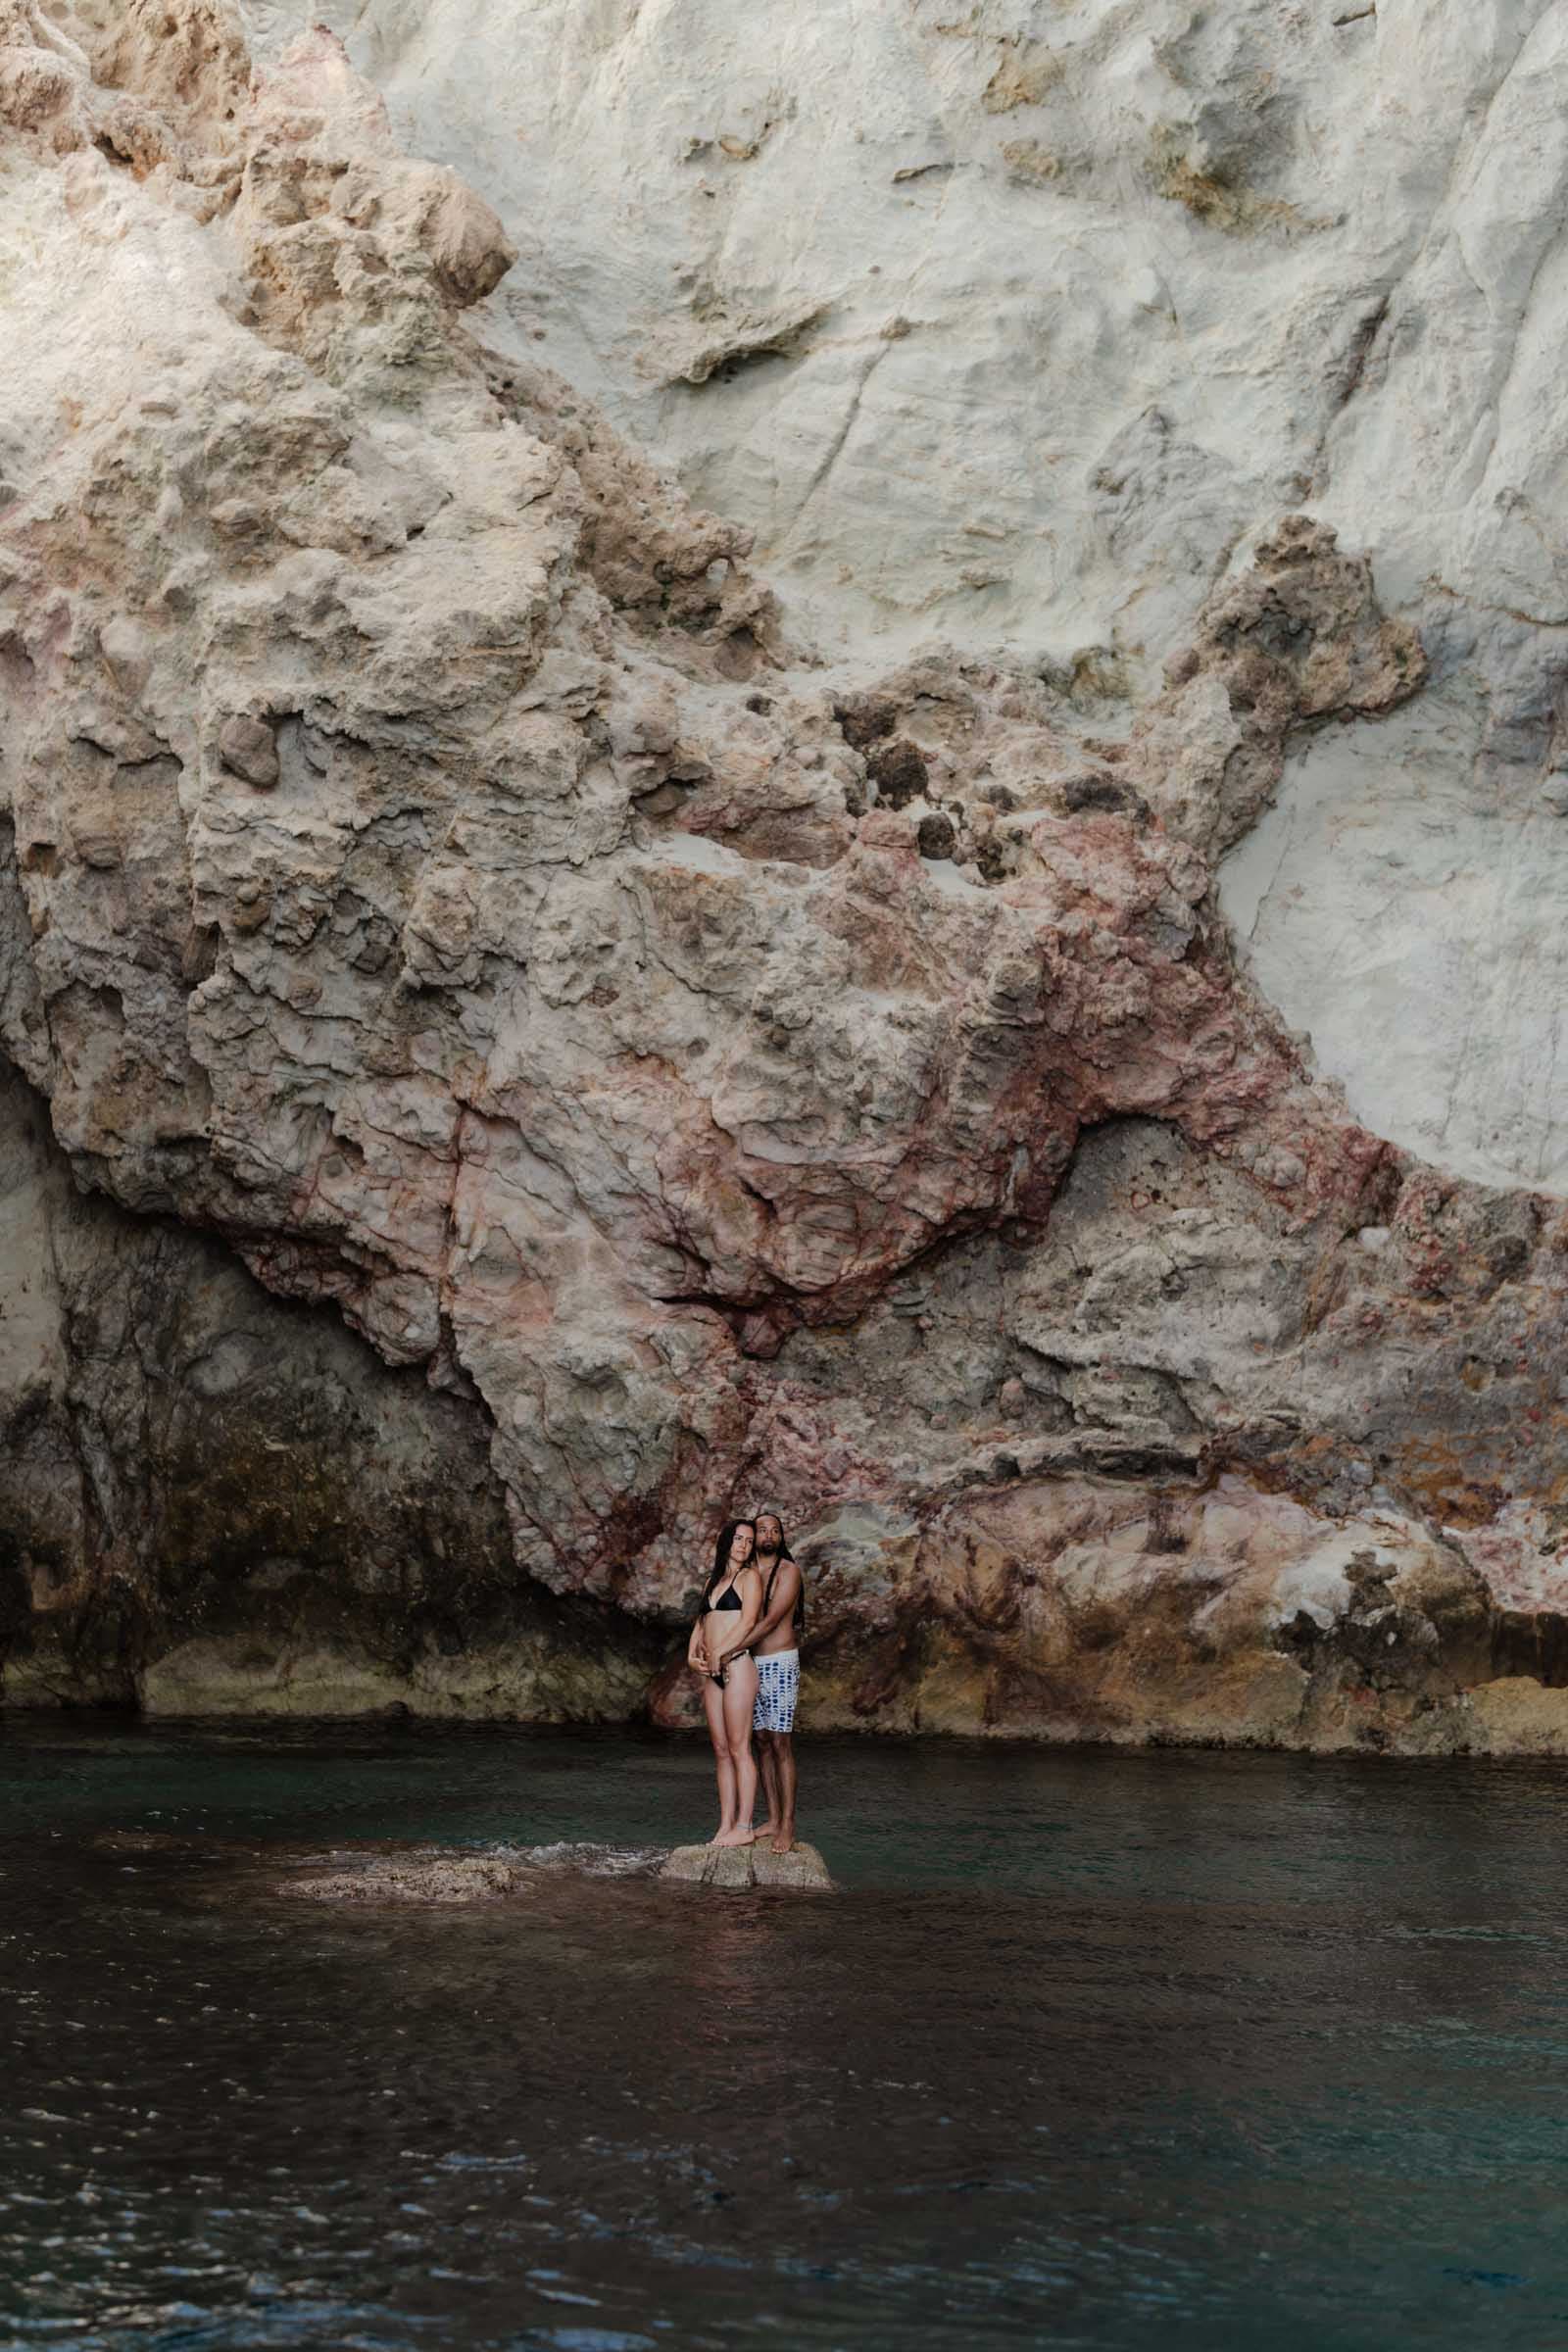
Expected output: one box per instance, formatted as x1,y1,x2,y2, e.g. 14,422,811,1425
662,1840,834,1892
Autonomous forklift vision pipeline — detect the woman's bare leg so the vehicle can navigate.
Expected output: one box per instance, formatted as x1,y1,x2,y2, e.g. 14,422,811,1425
702,1677,737,1839
712,1658,759,1845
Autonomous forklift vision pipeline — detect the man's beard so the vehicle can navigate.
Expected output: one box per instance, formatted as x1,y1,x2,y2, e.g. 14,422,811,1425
756,1543,781,1560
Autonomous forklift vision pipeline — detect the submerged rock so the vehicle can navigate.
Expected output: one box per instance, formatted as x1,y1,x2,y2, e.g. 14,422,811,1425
662,1841,834,1893
277,1849,536,1905
184,1834,832,1901
261,1838,664,1902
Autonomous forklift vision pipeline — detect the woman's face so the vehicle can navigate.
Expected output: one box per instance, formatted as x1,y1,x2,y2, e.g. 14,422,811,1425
756,1515,782,1551
730,1524,756,1565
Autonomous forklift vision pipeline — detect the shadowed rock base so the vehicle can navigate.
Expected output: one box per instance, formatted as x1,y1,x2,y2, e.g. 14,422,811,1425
661,1840,834,1892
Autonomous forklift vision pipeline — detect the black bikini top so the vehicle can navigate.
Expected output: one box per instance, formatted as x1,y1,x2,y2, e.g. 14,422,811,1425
706,1581,744,1612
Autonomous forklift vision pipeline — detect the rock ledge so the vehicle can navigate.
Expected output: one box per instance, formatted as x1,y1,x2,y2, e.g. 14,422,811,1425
661,1840,834,1892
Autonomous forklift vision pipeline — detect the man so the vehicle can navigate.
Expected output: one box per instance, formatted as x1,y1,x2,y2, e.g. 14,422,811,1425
747,1509,802,1854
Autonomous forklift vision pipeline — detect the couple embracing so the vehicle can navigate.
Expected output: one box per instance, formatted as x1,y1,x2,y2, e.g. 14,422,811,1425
686,1511,803,1854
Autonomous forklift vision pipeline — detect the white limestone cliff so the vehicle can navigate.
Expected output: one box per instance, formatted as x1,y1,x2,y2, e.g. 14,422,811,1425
237,0,1568,1194
6,0,1568,1750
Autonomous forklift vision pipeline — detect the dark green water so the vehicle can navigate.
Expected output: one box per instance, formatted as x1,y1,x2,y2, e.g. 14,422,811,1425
4,1719,1568,2351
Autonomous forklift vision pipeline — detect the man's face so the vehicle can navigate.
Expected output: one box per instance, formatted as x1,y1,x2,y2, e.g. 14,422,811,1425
756,1515,783,1551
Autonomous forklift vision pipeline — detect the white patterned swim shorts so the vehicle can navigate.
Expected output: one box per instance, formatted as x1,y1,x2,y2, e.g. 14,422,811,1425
753,1648,800,1734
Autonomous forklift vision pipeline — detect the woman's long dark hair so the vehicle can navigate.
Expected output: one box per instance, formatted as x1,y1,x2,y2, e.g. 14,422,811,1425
699,1519,756,1611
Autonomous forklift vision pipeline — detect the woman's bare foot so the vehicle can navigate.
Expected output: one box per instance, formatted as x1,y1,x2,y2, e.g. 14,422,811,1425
712,1826,754,1847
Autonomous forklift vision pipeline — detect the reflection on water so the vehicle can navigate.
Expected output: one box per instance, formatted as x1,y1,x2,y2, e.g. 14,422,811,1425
4,1719,1568,2349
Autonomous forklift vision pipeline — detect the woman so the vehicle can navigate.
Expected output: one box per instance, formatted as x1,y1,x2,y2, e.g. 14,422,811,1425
686,1519,763,1847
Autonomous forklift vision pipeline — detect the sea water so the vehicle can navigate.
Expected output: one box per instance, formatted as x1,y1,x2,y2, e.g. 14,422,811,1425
3,1717,1568,2350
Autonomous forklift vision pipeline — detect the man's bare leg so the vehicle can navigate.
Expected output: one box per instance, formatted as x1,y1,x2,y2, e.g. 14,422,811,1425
753,1733,780,1838
770,1733,798,1853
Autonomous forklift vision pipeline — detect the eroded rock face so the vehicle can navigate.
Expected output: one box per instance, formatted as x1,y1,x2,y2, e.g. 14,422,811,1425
5,1,1568,1750
0,1067,659,1715
234,0,1557,682
231,3,1568,1198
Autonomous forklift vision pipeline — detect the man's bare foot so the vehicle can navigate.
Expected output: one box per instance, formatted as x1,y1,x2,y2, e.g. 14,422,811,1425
770,1829,796,1855
750,1819,776,1840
